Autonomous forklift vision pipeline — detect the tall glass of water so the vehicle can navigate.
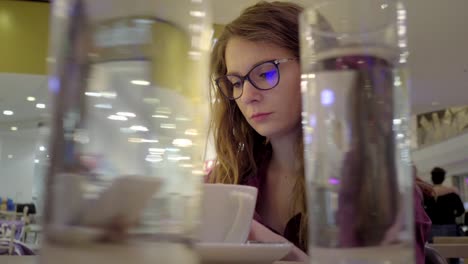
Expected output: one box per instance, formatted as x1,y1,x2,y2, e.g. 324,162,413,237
300,0,413,263
41,0,212,263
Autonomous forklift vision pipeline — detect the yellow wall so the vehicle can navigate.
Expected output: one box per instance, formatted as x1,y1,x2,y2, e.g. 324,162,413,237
213,23,224,39
150,22,191,94
0,1,223,76
0,1,49,75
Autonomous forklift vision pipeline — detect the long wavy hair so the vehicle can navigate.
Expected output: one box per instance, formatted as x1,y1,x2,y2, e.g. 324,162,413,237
208,1,307,250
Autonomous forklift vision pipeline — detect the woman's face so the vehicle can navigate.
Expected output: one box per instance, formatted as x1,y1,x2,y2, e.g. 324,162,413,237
224,37,302,139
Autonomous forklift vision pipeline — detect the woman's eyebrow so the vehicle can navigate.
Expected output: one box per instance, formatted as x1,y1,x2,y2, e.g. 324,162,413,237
226,59,272,76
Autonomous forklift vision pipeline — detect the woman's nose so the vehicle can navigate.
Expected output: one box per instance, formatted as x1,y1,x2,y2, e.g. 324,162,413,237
239,79,262,103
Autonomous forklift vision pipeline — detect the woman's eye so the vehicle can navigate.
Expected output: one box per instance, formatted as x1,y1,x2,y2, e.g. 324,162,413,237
259,70,276,79
232,82,242,88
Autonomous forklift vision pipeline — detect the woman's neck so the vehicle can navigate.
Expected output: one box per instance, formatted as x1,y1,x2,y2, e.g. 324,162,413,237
257,128,302,234
268,127,301,174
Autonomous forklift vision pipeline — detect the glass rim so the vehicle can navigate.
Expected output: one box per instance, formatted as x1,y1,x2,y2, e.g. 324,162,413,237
301,0,398,38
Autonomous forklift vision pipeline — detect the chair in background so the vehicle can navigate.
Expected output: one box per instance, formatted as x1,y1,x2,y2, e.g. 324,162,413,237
0,223,16,255
16,203,36,216
0,207,28,242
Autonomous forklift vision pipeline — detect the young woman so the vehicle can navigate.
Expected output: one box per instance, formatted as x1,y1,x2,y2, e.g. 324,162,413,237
208,1,430,262
208,1,307,260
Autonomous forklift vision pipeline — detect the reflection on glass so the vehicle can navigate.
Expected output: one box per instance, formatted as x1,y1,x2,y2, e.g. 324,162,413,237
300,0,413,263
42,0,211,263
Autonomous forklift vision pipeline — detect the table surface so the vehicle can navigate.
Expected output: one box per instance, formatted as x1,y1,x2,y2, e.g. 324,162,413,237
1,242,305,264
7,244,468,262
0,256,304,264
429,243,468,258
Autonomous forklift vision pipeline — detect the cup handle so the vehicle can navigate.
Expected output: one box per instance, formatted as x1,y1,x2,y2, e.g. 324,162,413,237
224,191,255,243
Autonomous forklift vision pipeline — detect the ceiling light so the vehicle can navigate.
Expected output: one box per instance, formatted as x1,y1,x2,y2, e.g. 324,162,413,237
160,123,176,129
8,155,13,159
165,147,180,152
129,125,149,132
184,129,198,136
141,139,158,143
85,92,101,97
39,146,46,151
3,110,13,116
145,155,163,163
188,50,201,58
189,11,205,17
131,80,150,86
148,148,165,154
27,96,36,102
34,159,39,164
36,104,46,109
128,138,159,143
108,115,128,121
100,92,117,98
94,104,112,109
120,127,135,133
85,91,117,98
168,155,191,161
116,112,136,117
152,114,169,119
143,98,160,104
155,107,171,114
10,126,17,131
175,116,189,121
172,138,193,147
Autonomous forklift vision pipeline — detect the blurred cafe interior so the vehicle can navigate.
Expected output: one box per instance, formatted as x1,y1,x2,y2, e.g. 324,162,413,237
1,0,468,263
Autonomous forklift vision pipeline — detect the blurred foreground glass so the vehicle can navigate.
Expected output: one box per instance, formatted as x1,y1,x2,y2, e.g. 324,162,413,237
300,0,414,263
41,0,212,263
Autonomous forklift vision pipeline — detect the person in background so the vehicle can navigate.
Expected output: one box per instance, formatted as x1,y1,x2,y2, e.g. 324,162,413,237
424,167,464,264
208,1,430,262
425,167,465,239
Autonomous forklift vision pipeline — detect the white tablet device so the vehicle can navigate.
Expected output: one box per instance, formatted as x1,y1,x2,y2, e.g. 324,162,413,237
80,175,162,227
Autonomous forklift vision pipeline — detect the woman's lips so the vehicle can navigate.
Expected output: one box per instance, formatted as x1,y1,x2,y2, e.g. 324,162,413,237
251,112,272,122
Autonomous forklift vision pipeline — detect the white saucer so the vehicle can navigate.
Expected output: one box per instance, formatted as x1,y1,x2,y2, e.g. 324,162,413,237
195,242,292,263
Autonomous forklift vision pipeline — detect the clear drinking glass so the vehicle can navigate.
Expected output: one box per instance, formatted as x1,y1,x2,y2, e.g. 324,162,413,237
300,0,414,263
41,0,212,263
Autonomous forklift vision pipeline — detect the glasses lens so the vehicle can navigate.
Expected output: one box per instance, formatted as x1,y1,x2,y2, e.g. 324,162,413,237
250,62,279,89
217,75,243,99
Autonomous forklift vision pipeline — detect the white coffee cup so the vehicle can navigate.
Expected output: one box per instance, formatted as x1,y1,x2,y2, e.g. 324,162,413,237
199,183,257,243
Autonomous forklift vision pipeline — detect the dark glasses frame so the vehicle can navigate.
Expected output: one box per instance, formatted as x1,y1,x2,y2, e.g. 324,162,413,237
215,57,297,100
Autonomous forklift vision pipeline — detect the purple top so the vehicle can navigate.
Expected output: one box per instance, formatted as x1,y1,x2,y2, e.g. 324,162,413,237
241,163,431,263
242,162,305,251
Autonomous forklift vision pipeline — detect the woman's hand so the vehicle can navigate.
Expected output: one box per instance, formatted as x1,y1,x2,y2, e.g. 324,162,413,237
248,219,308,262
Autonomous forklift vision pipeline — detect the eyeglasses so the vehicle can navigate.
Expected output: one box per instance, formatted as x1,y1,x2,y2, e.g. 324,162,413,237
215,58,297,100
